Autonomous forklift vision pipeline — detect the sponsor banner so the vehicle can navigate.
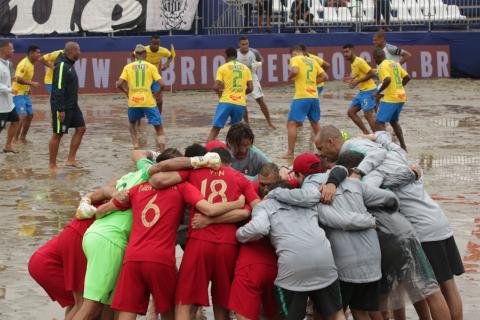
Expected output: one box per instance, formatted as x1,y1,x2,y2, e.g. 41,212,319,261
11,45,450,94
0,0,199,35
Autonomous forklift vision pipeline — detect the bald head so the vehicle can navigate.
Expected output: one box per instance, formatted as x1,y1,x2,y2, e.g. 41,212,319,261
64,41,80,61
318,125,343,144
315,125,345,162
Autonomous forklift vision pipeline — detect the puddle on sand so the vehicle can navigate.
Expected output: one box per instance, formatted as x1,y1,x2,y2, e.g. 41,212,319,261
0,79,479,319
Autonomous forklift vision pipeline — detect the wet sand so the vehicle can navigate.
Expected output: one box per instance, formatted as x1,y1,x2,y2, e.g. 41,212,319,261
0,79,479,319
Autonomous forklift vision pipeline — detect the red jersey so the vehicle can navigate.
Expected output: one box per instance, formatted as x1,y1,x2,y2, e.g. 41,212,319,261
114,182,204,267
179,167,260,245
236,238,277,269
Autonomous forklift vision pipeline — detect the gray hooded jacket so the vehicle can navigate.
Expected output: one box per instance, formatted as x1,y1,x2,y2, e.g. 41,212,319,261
268,173,399,283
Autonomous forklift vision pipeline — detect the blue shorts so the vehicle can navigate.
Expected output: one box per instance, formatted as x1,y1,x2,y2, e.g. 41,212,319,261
212,103,245,128
46,84,52,94
377,101,405,123
288,98,320,123
14,95,33,115
351,89,377,112
317,87,324,95
128,107,162,126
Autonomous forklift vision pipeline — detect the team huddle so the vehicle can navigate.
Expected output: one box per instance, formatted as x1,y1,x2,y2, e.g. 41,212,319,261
0,31,464,320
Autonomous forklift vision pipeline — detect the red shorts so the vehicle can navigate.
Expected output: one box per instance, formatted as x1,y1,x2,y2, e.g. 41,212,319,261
58,227,87,293
229,264,279,320
175,238,238,308
111,261,176,315
28,237,75,308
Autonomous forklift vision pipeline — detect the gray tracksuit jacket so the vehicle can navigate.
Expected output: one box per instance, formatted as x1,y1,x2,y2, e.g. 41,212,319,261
268,173,399,283
236,197,342,292
350,132,453,243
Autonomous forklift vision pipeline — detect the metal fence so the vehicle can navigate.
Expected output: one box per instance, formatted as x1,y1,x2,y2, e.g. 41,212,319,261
199,0,480,34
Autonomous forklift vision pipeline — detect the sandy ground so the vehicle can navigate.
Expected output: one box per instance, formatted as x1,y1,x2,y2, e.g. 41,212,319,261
0,79,479,319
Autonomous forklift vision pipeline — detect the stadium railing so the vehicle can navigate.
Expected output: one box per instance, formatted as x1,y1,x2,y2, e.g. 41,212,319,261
199,0,480,34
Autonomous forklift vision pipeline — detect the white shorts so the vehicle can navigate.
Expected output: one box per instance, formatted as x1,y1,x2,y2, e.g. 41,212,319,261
249,78,264,100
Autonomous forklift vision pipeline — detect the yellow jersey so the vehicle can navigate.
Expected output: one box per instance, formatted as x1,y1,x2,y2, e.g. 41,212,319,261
290,55,323,99
42,50,63,84
216,60,252,106
307,53,326,88
378,59,408,103
145,46,171,68
12,57,35,95
119,60,162,108
351,56,377,92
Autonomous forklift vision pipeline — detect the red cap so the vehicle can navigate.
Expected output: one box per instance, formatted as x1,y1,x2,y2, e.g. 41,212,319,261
205,140,227,151
292,153,323,175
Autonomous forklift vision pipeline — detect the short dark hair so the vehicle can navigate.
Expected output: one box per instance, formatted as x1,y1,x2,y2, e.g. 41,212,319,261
27,45,40,53
374,31,385,39
156,148,182,163
266,181,293,194
259,163,280,178
225,47,237,58
290,45,303,53
239,36,248,42
373,48,386,60
151,35,160,40
298,43,307,52
342,44,354,49
184,143,207,157
226,123,254,147
212,147,232,165
0,39,11,49
336,150,365,169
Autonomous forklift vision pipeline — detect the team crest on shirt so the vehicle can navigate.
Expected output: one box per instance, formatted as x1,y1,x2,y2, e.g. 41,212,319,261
160,0,188,30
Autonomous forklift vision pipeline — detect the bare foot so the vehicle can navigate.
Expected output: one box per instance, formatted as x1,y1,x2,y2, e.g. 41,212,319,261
3,148,18,154
268,122,277,129
49,165,64,174
19,138,29,144
65,161,83,168
133,143,141,150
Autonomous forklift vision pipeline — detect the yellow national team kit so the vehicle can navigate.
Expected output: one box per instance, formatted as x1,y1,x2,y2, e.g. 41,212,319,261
376,59,409,123
145,46,171,69
42,50,64,85
351,56,377,92
307,53,326,89
377,60,408,103
13,57,35,95
120,60,162,108
288,55,323,123
216,60,252,107
290,55,323,100
212,60,252,128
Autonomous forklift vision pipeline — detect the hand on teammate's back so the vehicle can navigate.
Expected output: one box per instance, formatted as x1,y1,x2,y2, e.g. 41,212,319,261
319,183,336,204
191,213,211,229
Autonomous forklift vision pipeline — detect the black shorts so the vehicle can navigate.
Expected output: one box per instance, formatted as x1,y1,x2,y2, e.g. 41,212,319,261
276,279,342,320
258,0,273,15
340,280,380,311
421,236,464,284
51,108,85,134
0,108,19,129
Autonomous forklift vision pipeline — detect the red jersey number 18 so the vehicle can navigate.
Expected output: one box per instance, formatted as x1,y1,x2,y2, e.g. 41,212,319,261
201,179,228,203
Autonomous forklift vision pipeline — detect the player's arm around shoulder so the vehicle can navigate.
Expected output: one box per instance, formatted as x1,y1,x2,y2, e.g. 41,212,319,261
236,203,270,243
